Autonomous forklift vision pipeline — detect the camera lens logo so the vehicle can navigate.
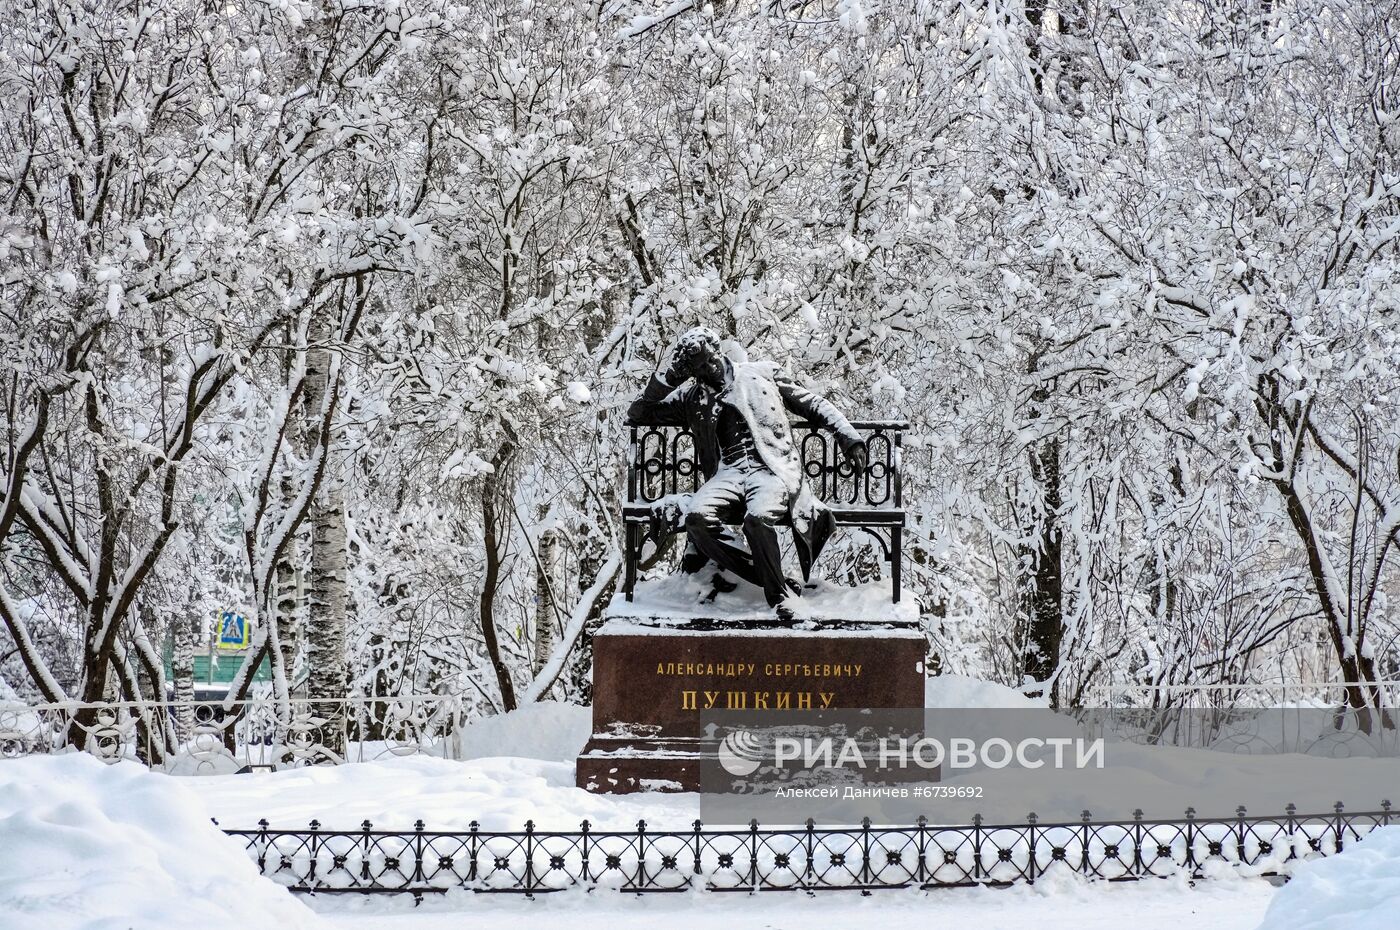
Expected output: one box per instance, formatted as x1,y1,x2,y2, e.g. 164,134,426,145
717,729,764,777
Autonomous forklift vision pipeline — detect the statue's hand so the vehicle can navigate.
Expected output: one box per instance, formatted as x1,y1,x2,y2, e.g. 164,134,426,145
845,440,869,474
659,341,694,384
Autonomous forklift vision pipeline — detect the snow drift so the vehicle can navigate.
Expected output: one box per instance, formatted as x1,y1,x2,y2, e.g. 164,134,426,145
1255,825,1400,930
0,754,324,930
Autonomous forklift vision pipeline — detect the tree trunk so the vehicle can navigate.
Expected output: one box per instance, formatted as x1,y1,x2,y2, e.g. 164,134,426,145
1276,477,1394,733
1022,433,1064,706
274,472,302,692
479,454,518,712
306,481,349,757
172,608,196,740
1020,375,1064,707
533,525,558,674
303,334,349,759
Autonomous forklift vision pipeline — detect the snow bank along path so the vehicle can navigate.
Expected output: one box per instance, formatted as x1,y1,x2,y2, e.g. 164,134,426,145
1256,825,1400,930
0,753,324,930
314,874,1276,930
198,691,1400,831
3,688,1394,927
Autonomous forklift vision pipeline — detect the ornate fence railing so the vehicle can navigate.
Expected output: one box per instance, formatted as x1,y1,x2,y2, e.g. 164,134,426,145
0,695,463,773
224,802,1394,894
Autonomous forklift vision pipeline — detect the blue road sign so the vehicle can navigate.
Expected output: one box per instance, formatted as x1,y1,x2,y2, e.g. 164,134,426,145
217,611,250,649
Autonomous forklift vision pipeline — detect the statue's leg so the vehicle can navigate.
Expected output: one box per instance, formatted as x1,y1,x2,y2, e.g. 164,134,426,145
684,472,762,587
741,471,793,608
678,541,708,576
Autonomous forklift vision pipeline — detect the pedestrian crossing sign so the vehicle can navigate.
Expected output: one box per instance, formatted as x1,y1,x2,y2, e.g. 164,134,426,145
216,611,250,649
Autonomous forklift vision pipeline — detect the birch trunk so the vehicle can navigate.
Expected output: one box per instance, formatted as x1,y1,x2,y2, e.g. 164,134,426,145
533,526,558,674
307,481,349,756
172,609,196,739
275,472,302,691
303,334,349,759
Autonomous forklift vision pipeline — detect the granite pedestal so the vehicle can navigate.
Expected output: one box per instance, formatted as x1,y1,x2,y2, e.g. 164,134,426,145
577,617,926,793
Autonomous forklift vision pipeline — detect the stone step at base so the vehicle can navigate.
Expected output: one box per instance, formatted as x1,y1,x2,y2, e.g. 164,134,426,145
576,736,709,793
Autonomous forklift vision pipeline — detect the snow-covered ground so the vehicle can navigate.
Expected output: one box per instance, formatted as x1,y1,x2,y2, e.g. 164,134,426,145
0,754,324,930
197,693,1400,831
1256,826,1400,930
0,746,1293,930
314,876,1277,930
4,683,1398,928
196,737,1400,833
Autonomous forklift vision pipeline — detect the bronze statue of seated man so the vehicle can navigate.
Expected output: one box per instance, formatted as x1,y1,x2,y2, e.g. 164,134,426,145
628,327,867,622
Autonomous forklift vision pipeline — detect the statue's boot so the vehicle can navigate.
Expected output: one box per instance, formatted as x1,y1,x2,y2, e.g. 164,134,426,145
702,572,739,603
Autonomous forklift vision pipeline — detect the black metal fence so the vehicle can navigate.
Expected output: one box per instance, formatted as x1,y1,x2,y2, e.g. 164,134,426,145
225,801,1394,894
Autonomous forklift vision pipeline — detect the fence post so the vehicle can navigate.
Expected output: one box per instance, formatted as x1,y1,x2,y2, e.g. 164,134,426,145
361,820,373,885
804,818,817,890
692,819,704,887
1333,802,1345,854
894,427,903,508
580,820,592,884
858,816,871,888
413,820,426,888
256,818,269,875
1132,809,1144,878
1025,813,1038,884
1236,806,1248,864
524,820,536,895
307,819,321,890
468,821,480,885
1080,810,1091,876
1184,807,1196,874
1284,803,1297,863
915,815,928,886
748,819,760,892
1383,799,1393,828
636,819,649,891
889,524,902,604
972,813,983,882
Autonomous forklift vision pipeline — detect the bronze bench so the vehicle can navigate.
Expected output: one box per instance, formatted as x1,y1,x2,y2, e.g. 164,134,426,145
622,419,907,603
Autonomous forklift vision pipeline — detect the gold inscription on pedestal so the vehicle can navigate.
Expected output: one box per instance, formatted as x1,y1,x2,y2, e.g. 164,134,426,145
678,689,836,711
656,662,862,677
661,657,856,711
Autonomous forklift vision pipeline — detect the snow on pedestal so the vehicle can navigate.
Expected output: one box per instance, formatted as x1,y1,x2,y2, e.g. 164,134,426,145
611,572,918,627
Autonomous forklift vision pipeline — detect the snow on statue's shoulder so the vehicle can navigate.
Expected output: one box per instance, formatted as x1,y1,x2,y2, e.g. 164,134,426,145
608,572,918,630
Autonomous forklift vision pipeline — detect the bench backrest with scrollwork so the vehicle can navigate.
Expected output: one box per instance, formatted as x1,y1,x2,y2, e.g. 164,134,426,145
626,420,905,511
621,419,908,603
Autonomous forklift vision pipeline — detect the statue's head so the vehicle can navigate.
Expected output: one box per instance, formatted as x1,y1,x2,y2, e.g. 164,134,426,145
672,326,726,389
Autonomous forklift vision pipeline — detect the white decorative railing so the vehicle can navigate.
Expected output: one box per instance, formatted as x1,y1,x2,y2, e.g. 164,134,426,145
1088,681,1400,707
0,695,464,774
1084,682,1400,757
